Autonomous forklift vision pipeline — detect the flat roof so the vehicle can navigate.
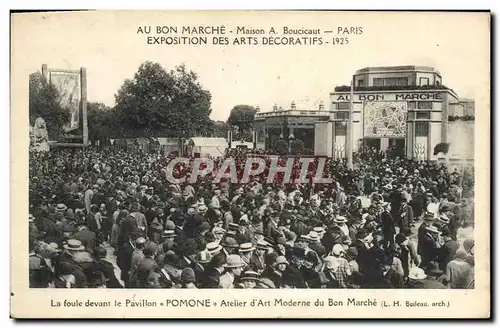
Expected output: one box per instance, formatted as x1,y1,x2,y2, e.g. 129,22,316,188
355,65,441,75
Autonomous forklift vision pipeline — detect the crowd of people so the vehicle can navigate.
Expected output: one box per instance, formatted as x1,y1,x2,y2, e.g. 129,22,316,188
28,145,475,289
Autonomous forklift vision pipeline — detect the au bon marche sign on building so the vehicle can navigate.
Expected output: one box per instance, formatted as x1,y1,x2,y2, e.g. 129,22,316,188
334,92,443,102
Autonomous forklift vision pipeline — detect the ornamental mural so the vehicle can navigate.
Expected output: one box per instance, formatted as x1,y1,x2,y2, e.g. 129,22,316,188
363,101,408,138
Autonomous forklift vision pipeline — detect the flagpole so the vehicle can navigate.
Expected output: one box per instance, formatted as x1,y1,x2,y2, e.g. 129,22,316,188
347,78,354,170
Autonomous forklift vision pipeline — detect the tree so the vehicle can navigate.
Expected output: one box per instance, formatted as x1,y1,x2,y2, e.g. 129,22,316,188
114,61,212,138
227,105,257,133
29,71,70,139
87,102,117,145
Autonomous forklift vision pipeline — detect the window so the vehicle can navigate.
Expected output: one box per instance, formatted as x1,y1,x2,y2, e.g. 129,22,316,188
415,122,429,137
419,77,430,86
418,101,432,109
335,122,346,136
416,112,431,119
373,78,384,87
338,103,350,110
372,77,409,87
357,79,364,87
336,112,349,120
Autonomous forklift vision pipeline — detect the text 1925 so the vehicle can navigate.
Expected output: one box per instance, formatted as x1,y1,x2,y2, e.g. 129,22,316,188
332,37,349,45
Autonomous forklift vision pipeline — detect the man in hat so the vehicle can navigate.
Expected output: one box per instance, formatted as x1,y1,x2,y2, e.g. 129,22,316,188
354,228,374,278
417,212,437,257
250,240,268,274
202,253,226,288
239,242,255,271
420,225,441,268
59,239,89,288
282,247,307,288
94,246,123,288
136,242,159,287
128,237,147,287
438,226,458,271
380,202,396,250
308,231,326,258
395,233,420,278
220,236,239,263
219,254,245,288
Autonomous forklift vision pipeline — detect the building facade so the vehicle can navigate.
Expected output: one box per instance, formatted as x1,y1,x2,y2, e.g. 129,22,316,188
253,102,331,151
330,66,474,161
254,66,474,162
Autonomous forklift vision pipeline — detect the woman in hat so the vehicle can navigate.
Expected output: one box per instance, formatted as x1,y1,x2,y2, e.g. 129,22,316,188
240,270,260,289
179,267,198,289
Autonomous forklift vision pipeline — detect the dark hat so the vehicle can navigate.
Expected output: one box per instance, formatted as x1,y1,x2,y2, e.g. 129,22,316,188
440,226,451,237
199,221,211,231
356,228,370,240
183,239,198,256
220,237,238,248
86,271,109,287
425,261,443,276
180,267,196,283
292,247,306,259
204,231,216,243
395,233,407,244
210,253,226,267
164,250,179,265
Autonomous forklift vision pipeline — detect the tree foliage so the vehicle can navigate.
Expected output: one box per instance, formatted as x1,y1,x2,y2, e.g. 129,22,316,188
29,71,70,139
227,105,257,133
114,61,213,138
87,102,117,144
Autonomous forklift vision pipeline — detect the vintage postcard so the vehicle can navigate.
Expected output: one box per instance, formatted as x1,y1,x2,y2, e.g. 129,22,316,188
11,10,490,319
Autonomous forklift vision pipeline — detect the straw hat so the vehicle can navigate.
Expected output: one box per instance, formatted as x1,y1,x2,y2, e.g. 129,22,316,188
206,242,222,255
241,270,260,281
409,267,427,280
63,239,85,251
239,242,255,253
333,216,348,224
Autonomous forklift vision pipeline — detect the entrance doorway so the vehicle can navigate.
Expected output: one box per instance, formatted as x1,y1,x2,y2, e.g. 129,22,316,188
388,138,405,157
364,138,381,151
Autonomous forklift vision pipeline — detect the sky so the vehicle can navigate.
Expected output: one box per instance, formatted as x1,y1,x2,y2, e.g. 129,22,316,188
12,11,490,122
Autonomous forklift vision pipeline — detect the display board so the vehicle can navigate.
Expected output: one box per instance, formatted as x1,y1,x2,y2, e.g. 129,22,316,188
49,71,81,132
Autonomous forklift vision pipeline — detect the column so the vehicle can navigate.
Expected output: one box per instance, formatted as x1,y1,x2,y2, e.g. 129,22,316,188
380,138,389,152
80,67,89,146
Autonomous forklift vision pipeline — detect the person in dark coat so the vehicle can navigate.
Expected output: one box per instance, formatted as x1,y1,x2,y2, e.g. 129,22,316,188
395,233,420,278
116,235,137,287
438,227,459,271
202,253,225,288
282,247,307,288
94,246,123,288
420,225,441,268
417,212,436,257
380,203,396,250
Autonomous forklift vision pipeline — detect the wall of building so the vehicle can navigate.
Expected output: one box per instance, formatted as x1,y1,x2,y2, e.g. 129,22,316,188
447,121,474,160
314,122,333,157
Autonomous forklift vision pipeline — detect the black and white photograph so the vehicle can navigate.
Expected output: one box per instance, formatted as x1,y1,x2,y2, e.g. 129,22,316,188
11,10,490,319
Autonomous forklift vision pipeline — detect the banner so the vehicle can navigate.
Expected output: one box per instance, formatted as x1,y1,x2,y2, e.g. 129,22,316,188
49,71,81,132
363,101,408,138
